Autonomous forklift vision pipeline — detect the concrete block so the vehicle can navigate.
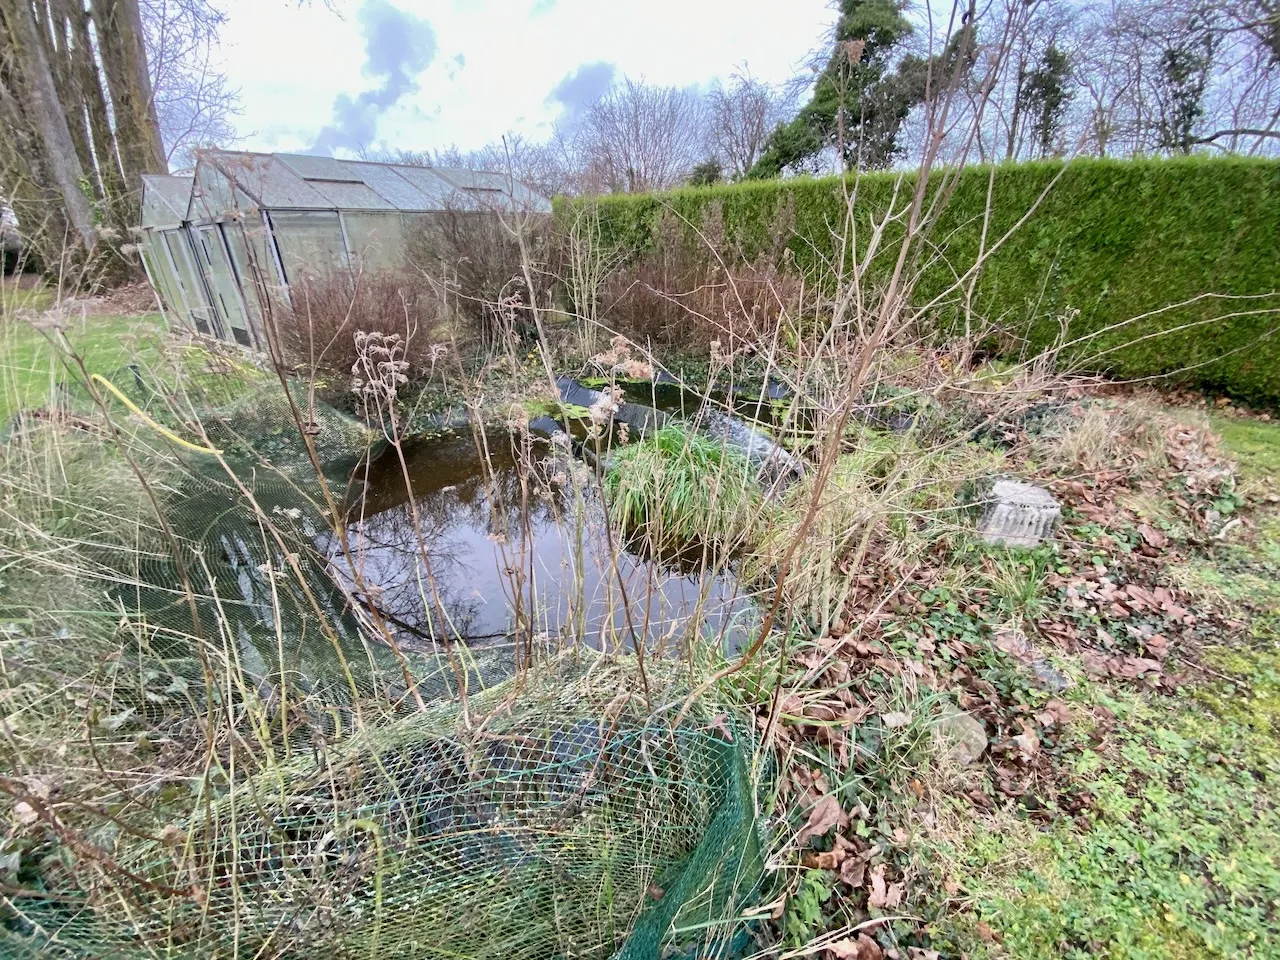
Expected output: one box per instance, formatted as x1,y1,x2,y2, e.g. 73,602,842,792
979,479,1060,547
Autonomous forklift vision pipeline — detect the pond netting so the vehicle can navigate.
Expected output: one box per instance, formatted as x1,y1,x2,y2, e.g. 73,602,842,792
10,661,763,960
1,376,767,959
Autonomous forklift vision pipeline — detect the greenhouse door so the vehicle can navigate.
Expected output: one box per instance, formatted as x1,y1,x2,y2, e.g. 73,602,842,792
169,232,219,337
193,225,253,347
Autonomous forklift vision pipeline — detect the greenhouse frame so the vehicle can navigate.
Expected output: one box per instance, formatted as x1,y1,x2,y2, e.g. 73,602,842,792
138,151,549,349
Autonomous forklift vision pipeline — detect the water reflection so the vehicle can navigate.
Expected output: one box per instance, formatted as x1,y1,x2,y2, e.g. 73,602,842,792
322,430,754,654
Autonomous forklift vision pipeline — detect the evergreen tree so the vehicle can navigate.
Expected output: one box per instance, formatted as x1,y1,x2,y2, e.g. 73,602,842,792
1018,44,1073,157
1156,23,1216,154
687,158,724,186
748,0,949,177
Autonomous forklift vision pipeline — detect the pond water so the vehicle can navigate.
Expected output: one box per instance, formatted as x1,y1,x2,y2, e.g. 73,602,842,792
322,427,756,655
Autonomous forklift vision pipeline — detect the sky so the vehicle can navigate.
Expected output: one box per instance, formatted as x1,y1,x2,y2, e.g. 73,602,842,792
214,0,834,157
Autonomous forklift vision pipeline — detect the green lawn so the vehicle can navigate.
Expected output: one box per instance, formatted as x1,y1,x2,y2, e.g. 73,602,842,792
0,309,166,422
1213,415,1280,486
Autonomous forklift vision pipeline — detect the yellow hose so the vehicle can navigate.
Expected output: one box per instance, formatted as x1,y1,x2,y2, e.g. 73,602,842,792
90,374,223,455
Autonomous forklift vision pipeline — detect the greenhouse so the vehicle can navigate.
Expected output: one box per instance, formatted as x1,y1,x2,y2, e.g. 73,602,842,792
138,150,549,348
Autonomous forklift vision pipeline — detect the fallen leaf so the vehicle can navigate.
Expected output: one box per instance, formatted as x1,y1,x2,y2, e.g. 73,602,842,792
994,629,1032,660
13,802,38,826
802,850,841,871
1044,698,1073,723
868,863,889,909
778,695,805,718
828,933,884,960
1117,656,1163,678
1080,649,1112,676
1137,524,1167,548
796,794,849,847
804,703,842,723
706,714,734,741
886,881,905,908
881,711,912,729
1011,724,1040,762
817,633,846,652
841,855,868,888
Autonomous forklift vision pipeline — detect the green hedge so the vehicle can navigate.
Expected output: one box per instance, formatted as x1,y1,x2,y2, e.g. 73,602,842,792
561,157,1280,403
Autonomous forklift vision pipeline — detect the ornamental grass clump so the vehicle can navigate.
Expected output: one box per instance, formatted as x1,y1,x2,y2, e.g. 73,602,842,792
604,423,763,551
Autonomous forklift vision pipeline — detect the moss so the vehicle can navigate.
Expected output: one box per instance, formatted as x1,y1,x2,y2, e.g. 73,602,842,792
933,648,1280,959
1212,415,1280,483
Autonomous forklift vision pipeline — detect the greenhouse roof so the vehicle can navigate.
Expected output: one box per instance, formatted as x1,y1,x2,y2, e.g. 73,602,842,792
189,150,549,218
140,175,195,229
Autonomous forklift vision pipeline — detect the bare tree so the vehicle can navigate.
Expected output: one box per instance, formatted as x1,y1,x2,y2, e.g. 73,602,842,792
707,71,789,179
142,0,241,169
394,134,574,199
1061,0,1279,157
570,77,708,193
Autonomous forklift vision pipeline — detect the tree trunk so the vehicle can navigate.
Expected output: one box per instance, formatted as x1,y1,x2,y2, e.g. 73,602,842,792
33,0,97,189
90,0,167,216
0,0,98,263
65,0,130,229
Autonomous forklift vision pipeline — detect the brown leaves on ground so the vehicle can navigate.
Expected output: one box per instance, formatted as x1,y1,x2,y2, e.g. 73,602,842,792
765,390,1259,956
790,790,914,927
802,832,876,889
828,932,883,959
796,794,850,847
867,862,905,911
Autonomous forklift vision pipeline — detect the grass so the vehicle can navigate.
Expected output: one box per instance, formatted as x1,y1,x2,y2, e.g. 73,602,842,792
1212,415,1280,486
0,286,51,315
1171,417,1280,628
603,423,763,548
913,406,1280,959
748,427,1007,631
715,389,1280,959
933,648,1280,959
3,259,1280,958
0,309,166,421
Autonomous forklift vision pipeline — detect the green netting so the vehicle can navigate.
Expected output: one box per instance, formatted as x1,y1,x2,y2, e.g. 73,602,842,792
8,658,761,959
1,378,766,959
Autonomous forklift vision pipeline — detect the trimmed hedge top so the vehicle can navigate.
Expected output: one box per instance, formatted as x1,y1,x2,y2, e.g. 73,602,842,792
562,156,1280,403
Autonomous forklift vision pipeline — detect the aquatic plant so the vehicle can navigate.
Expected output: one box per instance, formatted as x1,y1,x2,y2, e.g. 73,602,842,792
603,423,763,549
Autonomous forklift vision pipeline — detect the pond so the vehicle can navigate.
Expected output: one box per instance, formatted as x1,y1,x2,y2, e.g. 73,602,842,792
322,425,757,656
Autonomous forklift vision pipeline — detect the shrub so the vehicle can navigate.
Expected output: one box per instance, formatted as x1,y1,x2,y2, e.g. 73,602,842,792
273,269,449,386
746,429,1007,631
404,206,551,347
562,156,1280,403
597,245,798,355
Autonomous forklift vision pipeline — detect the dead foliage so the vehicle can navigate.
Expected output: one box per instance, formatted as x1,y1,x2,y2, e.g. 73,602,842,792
272,269,451,385
745,369,1263,957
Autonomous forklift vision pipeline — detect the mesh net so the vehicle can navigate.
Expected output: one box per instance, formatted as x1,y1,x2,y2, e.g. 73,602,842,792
0,371,765,959
10,659,762,959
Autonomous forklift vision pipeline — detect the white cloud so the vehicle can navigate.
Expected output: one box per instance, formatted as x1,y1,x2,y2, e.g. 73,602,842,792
214,0,832,155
